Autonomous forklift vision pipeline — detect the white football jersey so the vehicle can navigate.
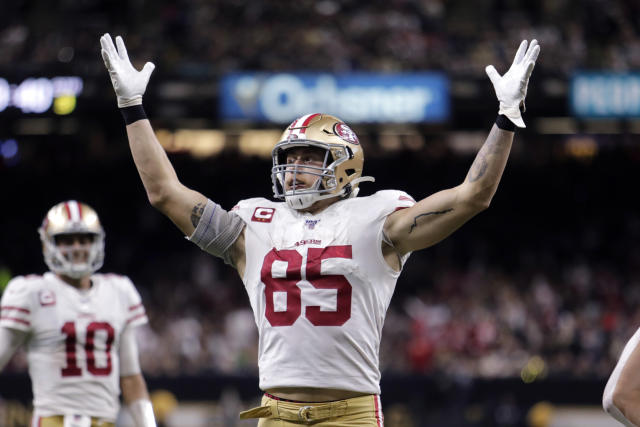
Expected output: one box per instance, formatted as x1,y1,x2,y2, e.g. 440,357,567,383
0,272,148,421
232,190,415,394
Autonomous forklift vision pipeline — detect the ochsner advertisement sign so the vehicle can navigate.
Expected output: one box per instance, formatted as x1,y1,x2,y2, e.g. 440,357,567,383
220,72,449,123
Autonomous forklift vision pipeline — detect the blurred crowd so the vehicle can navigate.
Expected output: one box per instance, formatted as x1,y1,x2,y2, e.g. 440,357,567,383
2,0,640,77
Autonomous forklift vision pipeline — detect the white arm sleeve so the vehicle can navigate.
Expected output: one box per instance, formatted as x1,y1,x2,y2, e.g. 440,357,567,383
0,327,27,371
119,327,141,377
129,399,157,427
603,327,640,427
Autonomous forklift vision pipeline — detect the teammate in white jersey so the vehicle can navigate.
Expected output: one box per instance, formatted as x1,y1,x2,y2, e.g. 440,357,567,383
100,33,540,425
603,327,640,426
0,201,156,427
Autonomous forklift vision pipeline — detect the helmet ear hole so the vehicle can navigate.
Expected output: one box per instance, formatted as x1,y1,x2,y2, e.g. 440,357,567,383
345,168,356,177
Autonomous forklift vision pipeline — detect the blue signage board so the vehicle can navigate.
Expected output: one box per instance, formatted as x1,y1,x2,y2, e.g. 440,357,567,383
219,72,449,123
570,73,640,118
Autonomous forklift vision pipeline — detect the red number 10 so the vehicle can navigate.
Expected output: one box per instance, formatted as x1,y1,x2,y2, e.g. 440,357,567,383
61,321,115,377
261,245,352,327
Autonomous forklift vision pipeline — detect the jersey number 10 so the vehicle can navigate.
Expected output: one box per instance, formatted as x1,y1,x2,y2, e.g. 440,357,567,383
261,245,352,327
61,321,115,377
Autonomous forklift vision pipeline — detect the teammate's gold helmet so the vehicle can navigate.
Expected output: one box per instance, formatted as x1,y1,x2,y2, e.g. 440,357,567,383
38,200,105,278
271,113,374,209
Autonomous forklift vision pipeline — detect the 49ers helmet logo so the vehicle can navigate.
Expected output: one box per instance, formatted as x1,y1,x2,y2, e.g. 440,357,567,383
333,123,359,145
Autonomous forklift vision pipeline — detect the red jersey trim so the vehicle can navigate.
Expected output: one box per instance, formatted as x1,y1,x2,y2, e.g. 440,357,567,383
1,306,30,313
126,313,147,324
0,316,30,326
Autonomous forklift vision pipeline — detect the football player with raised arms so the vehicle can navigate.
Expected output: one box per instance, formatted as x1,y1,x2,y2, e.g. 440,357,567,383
100,33,539,425
0,201,156,427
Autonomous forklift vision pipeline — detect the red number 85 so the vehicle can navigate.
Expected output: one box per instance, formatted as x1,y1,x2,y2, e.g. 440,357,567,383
260,245,352,327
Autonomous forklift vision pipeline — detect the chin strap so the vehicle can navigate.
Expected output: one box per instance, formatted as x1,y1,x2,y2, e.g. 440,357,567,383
349,176,375,191
286,175,376,209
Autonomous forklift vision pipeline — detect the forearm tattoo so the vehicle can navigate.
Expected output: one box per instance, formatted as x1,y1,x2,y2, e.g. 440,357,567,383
468,134,507,182
409,208,453,233
190,202,205,227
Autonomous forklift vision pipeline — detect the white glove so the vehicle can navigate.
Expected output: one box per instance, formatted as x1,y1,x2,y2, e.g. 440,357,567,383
485,39,540,128
100,33,155,108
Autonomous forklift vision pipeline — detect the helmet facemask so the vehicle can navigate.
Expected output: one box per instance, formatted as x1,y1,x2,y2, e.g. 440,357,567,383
271,114,375,210
272,141,356,209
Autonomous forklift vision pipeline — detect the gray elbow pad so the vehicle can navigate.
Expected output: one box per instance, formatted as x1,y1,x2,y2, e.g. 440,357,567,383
188,199,245,265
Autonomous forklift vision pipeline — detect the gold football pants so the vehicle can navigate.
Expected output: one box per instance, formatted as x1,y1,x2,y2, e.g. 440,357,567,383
240,394,384,426
35,415,115,427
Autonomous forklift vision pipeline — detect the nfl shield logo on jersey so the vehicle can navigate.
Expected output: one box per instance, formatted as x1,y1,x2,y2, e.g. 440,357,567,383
305,219,320,229
38,289,56,306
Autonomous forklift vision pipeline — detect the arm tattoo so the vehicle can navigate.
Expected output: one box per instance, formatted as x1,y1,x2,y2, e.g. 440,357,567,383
409,208,453,233
468,135,506,182
468,154,488,182
190,202,205,227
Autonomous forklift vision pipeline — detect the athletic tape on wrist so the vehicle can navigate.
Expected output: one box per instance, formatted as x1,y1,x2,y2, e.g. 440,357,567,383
120,105,147,125
495,114,516,132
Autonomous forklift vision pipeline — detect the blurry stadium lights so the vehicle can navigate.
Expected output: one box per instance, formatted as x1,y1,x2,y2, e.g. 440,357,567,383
583,119,621,134
447,132,485,154
379,134,402,151
0,139,20,166
13,78,53,113
379,128,425,152
521,355,547,384
564,136,598,160
53,95,77,115
1,139,18,158
237,130,281,158
0,76,83,114
0,78,9,111
535,118,578,135
155,129,225,158
629,120,640,134
14,118,53,135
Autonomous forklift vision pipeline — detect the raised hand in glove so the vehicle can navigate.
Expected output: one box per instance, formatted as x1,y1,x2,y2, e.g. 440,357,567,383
100,33,155,108
486,39,540,128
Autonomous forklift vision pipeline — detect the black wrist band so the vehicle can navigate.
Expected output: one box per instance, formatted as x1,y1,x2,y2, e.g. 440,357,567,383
495,114,516,132
120,105,147,125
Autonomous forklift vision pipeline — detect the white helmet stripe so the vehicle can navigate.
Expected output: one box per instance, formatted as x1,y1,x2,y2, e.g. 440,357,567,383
65,200,82,222
287,113,320,139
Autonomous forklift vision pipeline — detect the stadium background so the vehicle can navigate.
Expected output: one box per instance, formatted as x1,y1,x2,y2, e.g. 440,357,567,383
1,0,640,426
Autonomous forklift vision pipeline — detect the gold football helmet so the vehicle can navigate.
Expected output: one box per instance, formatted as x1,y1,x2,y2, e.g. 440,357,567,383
38,200,105,278
271,113,374,209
